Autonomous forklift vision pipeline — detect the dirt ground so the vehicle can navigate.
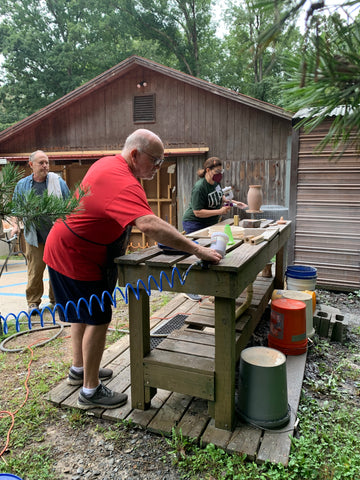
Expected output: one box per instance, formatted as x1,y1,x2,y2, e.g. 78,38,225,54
1,289,360,479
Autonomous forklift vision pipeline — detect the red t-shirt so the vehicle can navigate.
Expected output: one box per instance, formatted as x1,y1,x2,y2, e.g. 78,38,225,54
44,155,154,280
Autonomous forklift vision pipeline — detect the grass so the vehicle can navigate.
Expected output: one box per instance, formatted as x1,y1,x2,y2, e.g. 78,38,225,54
165,329,360,480
0,297,359,479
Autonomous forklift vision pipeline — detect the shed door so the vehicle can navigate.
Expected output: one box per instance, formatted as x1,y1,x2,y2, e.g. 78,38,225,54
130,160,177,249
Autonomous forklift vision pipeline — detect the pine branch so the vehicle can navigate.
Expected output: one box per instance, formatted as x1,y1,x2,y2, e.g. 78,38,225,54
0,163,87,228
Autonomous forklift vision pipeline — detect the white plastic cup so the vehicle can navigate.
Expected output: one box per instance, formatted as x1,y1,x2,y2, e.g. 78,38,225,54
210,232,229,258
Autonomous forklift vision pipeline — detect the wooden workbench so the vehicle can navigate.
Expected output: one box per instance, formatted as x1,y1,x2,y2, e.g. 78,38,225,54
115,220,292,431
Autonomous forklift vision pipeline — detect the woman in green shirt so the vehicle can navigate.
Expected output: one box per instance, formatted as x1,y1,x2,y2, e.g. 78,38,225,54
182,157,247,234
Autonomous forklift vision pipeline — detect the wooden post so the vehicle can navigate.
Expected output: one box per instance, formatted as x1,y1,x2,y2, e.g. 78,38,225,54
214,296,236,430
129,288,152,410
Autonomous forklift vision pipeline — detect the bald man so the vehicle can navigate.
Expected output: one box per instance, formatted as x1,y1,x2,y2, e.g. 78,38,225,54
44,129,222,409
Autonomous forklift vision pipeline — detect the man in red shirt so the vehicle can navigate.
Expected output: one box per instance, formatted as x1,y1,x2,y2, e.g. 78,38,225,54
44,128,221,409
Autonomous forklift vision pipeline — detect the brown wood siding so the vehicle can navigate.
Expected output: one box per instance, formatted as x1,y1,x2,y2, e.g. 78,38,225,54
293,120,360,290
0,64,291,246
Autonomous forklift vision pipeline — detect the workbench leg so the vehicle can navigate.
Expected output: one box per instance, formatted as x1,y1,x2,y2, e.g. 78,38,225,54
275,244,287,289
129,288,153,410
214,296,236,431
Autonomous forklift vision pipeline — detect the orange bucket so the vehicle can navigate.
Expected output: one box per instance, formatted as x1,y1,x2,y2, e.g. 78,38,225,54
268,298,307,355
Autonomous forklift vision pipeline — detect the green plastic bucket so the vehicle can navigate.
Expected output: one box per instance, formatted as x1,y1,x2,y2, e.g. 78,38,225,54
237,346,290,429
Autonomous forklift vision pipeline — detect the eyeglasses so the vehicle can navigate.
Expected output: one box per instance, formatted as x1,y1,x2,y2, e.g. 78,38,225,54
140,150,164,167
213,168,224,174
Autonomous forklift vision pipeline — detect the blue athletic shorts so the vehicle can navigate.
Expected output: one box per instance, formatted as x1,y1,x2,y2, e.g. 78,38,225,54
48,267,113,325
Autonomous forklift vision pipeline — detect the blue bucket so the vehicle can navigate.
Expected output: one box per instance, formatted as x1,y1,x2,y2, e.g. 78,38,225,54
285,265,317,291
286,265,317,279
0,475,23,480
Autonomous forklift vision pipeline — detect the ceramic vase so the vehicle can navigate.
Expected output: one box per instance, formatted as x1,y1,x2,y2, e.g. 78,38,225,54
247,185,263,212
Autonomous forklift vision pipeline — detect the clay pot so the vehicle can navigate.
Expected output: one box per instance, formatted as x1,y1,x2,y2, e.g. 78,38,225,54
247,185,263,212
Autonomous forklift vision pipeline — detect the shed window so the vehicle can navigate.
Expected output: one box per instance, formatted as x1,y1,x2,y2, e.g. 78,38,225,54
133,94,156,123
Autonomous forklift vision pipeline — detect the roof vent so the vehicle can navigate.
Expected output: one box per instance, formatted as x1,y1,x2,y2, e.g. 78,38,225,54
133,94,156,123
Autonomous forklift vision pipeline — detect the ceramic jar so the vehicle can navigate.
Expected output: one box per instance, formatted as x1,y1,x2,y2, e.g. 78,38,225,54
247,185,263,212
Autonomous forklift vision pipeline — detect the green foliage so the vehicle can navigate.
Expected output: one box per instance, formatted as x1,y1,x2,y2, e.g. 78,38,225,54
165,332,360,479
0,163,23,212
122,0,221,79
10,185,87,231
281,14,360,154
0,0,140,119
255,0,360,155
219,0,302,104
0,163,87,230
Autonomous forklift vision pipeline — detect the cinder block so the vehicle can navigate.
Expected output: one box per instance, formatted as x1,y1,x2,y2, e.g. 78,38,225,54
313,310,332,337
330,314,348,343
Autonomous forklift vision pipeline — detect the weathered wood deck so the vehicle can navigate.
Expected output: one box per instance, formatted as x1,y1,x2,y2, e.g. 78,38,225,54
47,276,306,466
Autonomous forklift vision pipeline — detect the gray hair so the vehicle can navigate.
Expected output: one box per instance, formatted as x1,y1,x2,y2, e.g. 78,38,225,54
29,150,47,163
122,129,163,154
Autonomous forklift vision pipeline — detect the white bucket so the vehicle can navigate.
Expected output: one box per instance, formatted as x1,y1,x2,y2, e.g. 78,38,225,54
286,276,316,292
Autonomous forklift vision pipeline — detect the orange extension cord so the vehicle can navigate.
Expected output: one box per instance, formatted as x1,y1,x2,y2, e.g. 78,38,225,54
0,335,60,460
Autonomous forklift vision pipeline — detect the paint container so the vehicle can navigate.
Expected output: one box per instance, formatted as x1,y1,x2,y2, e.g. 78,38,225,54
237,346,290,429
210,232,229,258
285,265,317,291
268,298,307,355
282,290,314,338
304,290,316,313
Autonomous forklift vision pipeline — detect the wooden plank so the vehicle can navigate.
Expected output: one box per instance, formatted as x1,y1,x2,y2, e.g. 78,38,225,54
157,338,215,358
114,246,160,265
144,347,213,373
256,353,307,466
101,335,129,366
226,424,262,461
147,392,193,436
127,389,172,428
46,382,78,406
201,419,233,450
145,253,188,267
185,314,214,328
167,329,215,346
144,363,214,401
177,398,211,439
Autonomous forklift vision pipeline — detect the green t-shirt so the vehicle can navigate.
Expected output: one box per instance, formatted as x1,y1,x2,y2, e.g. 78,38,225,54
182,178,223,227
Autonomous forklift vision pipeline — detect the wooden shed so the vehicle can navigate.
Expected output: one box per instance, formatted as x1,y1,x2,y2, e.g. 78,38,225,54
289,115,360,290
0,55,292,247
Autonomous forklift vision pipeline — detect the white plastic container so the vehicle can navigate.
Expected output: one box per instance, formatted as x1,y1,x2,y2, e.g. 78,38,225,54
286,276,316,291
210,232,229,258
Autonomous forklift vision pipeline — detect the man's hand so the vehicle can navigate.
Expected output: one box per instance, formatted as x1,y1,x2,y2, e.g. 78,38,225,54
193,245,222,264
9,218,20,238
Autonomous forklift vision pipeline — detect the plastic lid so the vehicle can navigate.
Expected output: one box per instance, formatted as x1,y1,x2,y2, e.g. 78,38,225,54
210,232,229,240
271,298,306,311
286,265,317,279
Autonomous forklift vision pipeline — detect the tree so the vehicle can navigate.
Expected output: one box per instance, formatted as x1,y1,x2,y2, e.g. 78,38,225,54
256,0,360,152
122,0,221,79
219,0,302,104
0,0,157,119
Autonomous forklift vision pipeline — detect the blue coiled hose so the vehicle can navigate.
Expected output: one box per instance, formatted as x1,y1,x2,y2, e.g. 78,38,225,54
1,263,197,334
